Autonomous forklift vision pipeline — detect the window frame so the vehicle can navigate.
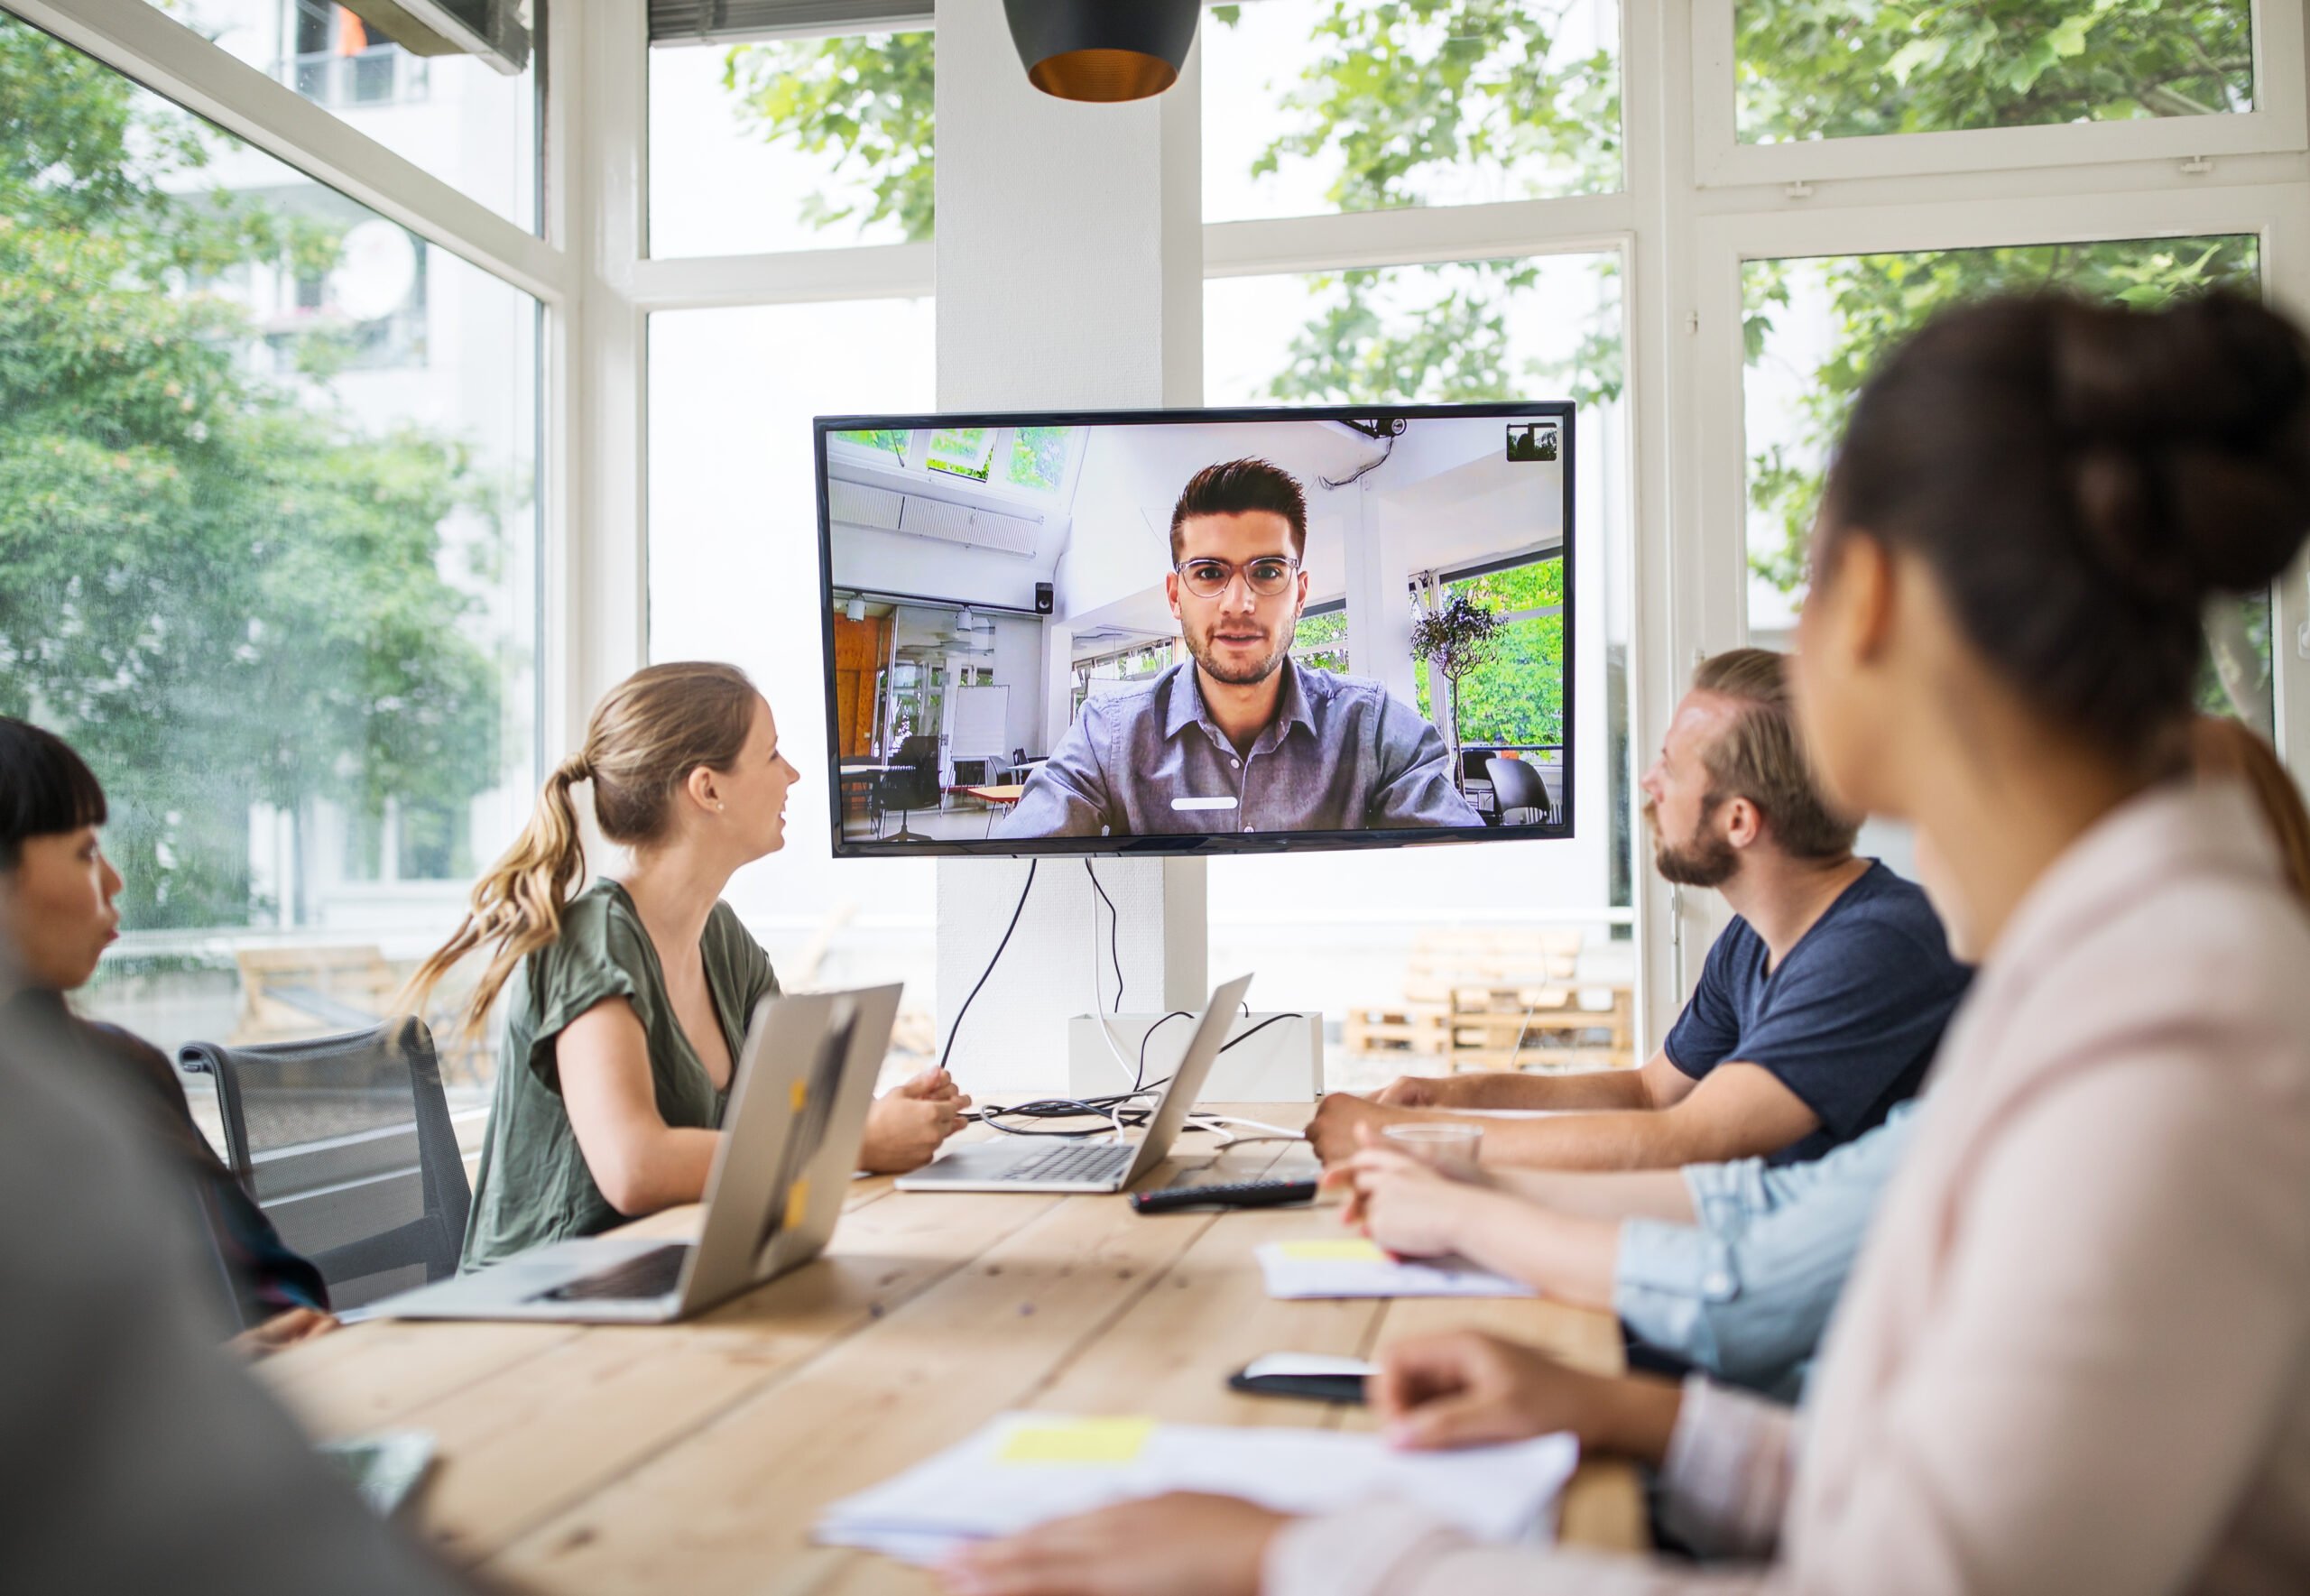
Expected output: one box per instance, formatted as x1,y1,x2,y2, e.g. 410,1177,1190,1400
1409,553,1572,754
1692,0,2310,188
42,0,2309,1057
14,0,578,749
1693,189,2310,754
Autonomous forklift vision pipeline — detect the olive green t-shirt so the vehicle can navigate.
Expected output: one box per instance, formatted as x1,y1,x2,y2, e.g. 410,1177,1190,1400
459,880,779,1272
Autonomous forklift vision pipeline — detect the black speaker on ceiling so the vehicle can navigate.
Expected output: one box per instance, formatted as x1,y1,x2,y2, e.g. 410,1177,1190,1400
1034,582,1054,614
1001,0,1203,103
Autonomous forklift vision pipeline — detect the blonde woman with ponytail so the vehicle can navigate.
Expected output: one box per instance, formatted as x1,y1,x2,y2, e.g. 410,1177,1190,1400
409,662,967,1273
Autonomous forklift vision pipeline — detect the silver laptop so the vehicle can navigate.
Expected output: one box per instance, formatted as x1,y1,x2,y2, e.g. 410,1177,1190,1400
374,983,901,1323
896,973,1253,1195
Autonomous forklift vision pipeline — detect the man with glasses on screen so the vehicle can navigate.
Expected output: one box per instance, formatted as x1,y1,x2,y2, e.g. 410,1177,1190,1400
995,458,1481,840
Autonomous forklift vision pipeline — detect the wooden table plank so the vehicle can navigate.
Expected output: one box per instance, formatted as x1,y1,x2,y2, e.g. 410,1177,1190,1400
1022,1148,1381,1431
402,1188,1065,1564
282,1106,1647,1592
1349,1296,1648,1554
486,1136,1300,1596
261,1179,900,1438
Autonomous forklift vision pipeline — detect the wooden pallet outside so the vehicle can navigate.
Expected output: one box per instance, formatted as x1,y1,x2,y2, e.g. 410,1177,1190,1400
1448,985,1635,1072
1340,928,1637,1075
1341,1001,1455,1058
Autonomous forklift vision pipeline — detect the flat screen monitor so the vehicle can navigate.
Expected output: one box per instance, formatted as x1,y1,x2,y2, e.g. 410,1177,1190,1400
815,404,1575,858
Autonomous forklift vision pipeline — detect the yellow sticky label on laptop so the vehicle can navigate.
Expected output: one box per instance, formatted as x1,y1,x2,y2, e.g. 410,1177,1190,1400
782,1179,810,1231
996,1416,1155,1466
790,1080,808,1112
1279,1239,1388,1263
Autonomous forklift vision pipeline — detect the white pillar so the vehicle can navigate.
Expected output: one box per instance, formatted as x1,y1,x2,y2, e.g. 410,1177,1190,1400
930,0,1208,1098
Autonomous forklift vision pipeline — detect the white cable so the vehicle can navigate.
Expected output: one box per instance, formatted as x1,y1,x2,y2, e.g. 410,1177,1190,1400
1095,1011,1142,1089
1190,1113,1307,1141
1085,866,1141,1090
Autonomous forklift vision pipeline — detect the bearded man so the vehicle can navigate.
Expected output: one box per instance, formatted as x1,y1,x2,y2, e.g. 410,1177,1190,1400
1307,649,1970,1171
995,457,1480,839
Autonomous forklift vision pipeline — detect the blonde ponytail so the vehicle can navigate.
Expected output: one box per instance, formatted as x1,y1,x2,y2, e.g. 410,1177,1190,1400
399,661,761,1040
401,752,593,1038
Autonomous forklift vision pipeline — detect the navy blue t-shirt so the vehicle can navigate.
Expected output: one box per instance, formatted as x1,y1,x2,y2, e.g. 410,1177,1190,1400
1665,861,1970,1166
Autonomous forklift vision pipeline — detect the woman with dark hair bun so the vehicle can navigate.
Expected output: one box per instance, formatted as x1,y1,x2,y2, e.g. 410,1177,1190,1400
0,716,336,1354
931,291,2310,1596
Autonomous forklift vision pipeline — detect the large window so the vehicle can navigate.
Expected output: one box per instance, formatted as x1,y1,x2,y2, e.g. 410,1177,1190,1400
1742,233,2275,733
647,298,935,931
1414,558,1568,752
648,27,933,257
1206,251,1635,919
1292,603,1350,673
145,0,541,230
3,17,540,1064
1735,0,2256,145
1201,0,1624,221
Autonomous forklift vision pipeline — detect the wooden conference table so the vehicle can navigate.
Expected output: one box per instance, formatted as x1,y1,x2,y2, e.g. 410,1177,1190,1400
262,1105,1645,1594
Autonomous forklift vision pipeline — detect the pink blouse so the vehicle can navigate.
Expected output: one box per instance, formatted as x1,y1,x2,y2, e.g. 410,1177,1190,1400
1269,781,2310,1596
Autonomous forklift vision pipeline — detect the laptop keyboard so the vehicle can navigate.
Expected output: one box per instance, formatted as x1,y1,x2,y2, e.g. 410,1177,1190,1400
1003,1141,1135,1185
537,1242,693,1303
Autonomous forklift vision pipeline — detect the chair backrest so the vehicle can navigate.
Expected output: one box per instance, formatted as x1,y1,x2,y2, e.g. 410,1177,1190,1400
894,733,940,770
877,764,942,808
1459,747,1497,784
178,1019,470,1305
1486,755,1553,824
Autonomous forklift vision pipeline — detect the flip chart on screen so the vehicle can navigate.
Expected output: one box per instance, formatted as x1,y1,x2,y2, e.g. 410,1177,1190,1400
949,684,1009,755
815,1411,1578,1565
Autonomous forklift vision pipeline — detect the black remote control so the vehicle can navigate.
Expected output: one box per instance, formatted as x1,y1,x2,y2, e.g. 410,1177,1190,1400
1130,1177,1319,1213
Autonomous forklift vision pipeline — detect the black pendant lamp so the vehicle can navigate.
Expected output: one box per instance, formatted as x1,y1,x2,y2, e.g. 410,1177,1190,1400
1002,0,1204,103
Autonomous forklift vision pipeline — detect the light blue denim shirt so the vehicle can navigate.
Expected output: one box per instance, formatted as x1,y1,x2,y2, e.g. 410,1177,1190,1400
1613,1102,1920,1403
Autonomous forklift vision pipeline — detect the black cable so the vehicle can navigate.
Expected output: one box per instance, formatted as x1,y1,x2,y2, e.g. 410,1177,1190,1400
969,1010,1315,1139
1134,1010,1307,1095
1134,1010,1194,1092
938,860,1038,1078
1084,861,1123,1013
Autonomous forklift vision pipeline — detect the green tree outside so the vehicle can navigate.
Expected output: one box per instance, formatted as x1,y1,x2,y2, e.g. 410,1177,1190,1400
1733,0,2253,141
0,18,513,927
1743,235,2271,726
1413,561,1566,748
1291,607,1350,673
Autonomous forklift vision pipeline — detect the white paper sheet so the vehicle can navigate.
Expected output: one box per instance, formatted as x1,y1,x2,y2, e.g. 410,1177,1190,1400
1242,1352,1378,1379
1253,1237,1537,1299
816,1412,1578,1565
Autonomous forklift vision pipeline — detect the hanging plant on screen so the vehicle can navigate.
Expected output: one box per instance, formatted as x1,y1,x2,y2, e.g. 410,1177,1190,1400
1410,593,1503,792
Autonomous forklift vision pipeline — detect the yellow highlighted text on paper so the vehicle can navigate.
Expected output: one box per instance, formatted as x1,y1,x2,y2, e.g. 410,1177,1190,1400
1279,1238,1388,1263
997,1416,1156,1466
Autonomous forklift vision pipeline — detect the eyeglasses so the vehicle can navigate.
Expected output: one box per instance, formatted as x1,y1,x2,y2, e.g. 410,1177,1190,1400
1172,556,1301,599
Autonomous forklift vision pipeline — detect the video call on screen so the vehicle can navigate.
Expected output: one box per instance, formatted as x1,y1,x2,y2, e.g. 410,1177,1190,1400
819,408,1574,855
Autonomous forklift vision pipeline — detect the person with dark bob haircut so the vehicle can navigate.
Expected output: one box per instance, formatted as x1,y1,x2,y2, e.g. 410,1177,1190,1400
938,293,2310,1596
0,716,336,1354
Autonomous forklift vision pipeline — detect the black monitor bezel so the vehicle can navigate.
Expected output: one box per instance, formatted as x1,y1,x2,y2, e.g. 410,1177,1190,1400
815,401,1575,861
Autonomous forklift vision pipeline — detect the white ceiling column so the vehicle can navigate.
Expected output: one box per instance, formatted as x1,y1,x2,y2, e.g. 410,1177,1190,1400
929,0,1210,1097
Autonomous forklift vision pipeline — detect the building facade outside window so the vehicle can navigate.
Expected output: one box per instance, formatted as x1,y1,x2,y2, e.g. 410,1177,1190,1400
3,15,541,1087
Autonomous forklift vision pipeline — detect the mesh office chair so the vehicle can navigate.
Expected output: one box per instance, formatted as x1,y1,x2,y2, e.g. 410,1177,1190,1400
876,734,944,842
1486,755,1556,827
179,1019,471,1305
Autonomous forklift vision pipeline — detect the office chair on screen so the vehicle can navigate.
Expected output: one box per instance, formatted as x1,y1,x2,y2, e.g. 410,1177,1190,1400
1486,755,1556,827
1459,746,1500,821
178,1019,470,1305
876,734,944,843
